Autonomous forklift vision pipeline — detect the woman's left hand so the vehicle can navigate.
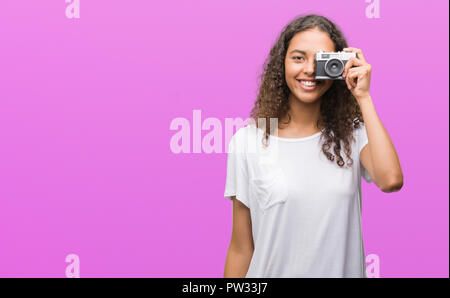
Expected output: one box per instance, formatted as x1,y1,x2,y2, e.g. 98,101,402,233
342,47,372,101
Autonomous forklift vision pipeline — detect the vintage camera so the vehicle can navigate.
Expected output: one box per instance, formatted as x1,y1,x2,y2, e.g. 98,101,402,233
315,51,357,80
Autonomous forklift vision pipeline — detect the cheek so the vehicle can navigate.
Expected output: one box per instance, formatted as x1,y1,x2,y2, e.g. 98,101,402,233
284,65,293,78
285,62,300,76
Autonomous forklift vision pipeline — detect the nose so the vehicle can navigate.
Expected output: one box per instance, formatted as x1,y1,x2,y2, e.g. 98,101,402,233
303,60,315,76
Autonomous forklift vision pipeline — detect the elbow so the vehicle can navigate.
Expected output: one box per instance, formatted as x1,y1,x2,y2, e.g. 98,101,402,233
381,174,404,193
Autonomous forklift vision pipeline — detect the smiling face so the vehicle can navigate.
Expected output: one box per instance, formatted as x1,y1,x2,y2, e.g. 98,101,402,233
284,28,335,103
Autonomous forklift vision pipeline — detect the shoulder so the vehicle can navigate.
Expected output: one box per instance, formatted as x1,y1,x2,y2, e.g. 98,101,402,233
231,123,259,144
351,119,370,155
228,124,261,155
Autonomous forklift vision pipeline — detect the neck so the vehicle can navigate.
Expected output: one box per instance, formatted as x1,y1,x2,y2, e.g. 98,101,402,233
280,93,323,131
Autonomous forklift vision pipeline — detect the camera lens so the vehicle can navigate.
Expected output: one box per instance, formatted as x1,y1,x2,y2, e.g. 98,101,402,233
324,58,344,78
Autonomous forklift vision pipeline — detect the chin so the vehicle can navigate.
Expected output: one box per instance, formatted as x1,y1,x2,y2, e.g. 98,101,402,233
296,92,323,102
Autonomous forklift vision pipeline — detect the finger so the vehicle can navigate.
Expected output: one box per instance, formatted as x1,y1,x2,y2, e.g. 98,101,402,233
346,68,355,88
342,57,363,78
348,69,363,88
349,70,360,88
343,47,367,64
346,68,355,89
345,76,351,90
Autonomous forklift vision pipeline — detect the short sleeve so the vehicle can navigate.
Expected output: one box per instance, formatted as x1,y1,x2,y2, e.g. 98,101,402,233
357,122,373,183
224,131,250,208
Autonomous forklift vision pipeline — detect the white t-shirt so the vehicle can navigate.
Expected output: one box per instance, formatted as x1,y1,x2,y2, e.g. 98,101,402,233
223,122,373,278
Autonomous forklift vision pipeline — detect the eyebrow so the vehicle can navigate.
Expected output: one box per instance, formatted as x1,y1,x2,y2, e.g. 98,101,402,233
289,49,308,55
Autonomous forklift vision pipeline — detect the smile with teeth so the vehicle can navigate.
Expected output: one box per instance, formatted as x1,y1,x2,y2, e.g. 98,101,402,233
298,80,319,86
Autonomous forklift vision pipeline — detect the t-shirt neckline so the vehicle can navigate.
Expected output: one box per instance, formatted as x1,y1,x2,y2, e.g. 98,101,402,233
269,128,325,142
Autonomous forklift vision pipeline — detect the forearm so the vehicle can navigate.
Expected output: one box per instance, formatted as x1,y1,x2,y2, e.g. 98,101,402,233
358,95,403,189
223,247,253,278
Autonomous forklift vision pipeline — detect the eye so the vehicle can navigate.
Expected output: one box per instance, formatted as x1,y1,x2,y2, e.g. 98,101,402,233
293,56,305,61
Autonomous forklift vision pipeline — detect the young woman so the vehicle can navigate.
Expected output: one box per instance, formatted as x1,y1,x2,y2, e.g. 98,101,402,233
223,14,403,278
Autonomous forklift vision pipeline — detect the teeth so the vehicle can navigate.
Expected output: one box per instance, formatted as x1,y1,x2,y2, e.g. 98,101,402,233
300,80,316,86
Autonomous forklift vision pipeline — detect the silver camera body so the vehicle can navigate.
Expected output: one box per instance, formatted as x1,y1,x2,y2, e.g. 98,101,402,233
315,51,357,80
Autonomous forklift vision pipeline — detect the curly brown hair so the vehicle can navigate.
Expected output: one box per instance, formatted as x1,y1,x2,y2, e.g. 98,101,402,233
249,14,365,168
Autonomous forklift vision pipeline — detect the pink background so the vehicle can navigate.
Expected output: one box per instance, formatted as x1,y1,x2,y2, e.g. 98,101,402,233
0,0,448,277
